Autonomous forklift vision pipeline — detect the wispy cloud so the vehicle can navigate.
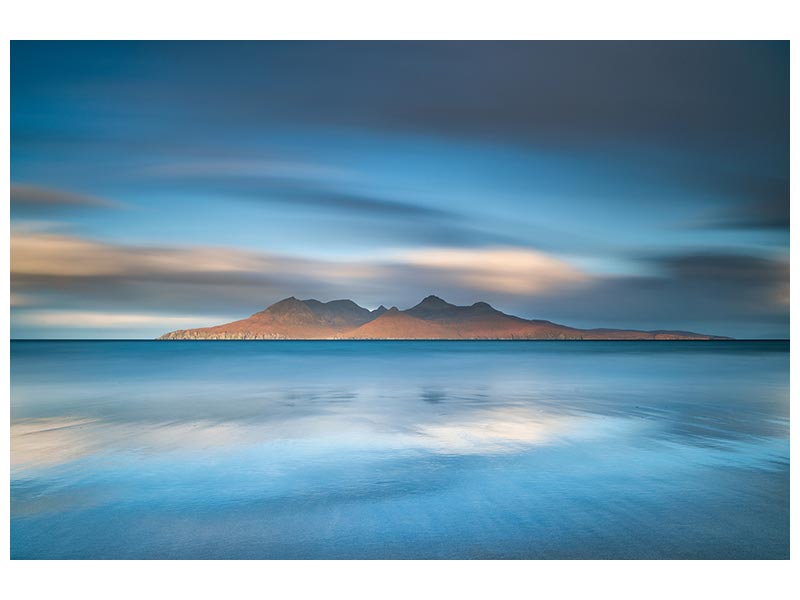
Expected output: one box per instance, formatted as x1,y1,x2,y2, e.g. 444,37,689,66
138,149,454,220
146,167,456,220
510,251,790,338
702,198,789,230
10,231,385,287
399,247,589,295
14,311,229,329
680,172,788,233
11,231,595,333
11,231,272,278
149,159,351,181
10,230,789,338
11,232,587,298
11,183,125,210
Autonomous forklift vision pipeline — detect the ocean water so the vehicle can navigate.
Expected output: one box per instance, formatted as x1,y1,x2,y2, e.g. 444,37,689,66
10,340,789,559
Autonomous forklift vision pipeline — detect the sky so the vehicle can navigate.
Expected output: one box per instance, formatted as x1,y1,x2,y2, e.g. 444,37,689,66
10,41,789,339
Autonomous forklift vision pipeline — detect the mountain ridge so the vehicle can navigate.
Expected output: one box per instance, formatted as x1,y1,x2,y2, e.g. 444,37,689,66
158,295,731,340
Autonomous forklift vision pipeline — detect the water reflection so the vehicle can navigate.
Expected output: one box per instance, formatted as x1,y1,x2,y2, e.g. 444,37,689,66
10,341,789,559
420,387,446,403
11,407,588,471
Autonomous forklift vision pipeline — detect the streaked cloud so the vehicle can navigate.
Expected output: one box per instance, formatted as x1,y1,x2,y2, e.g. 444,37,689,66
13,311,229,329
512,251,790,338
149,159,351,181
269,189,453,218
11,183,125,210
11,231,272,278
654,251,789,285
687,175,789,231
145,169,456,220
399,247,589,295
10,231,598,336
11,292,36,307
704,197,789,230
11,228,789,338
10,231,384,288
11,232,582,298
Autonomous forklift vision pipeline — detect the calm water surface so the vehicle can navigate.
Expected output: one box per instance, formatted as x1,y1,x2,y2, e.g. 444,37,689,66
10,340,789,559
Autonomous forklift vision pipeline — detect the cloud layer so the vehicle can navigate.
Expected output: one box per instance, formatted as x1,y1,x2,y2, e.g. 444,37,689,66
11,231,588,309
11,229,788,338
11,183,124,210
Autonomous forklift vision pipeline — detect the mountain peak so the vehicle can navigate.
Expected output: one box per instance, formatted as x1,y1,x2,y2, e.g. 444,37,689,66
417,295,452,308
298,297,373,327
252,297,318,325
324,299,361,308
264,296,303,310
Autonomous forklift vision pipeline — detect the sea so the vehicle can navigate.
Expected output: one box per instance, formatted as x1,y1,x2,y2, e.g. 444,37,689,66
10,340,789,559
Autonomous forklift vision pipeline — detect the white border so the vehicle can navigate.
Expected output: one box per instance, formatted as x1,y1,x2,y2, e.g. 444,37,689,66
2,2,797,598
0,1,797,40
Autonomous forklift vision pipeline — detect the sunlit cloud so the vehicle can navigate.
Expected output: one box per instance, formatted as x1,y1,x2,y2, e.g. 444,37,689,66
11,232,270,277
14,311,230,329
11,233,590,324
10,229,788,339
399,247,590,295
11,231,383,281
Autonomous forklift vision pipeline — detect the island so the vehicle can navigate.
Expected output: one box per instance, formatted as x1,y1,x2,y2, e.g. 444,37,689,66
158,295,730,340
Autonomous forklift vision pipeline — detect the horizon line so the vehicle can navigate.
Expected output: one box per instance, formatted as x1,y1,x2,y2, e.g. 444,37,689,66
10,338,790,342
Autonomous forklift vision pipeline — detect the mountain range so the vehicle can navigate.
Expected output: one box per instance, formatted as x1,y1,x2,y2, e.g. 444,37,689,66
158,295,729,340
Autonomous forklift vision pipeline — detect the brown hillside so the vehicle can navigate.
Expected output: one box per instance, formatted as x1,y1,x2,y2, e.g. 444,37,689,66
159,295,730,340
344,308,452,339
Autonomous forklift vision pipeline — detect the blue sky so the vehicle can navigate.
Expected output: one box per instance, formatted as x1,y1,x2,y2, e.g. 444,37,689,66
10,41,789,338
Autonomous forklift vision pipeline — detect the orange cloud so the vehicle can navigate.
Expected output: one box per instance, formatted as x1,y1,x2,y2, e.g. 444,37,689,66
399,247,590,295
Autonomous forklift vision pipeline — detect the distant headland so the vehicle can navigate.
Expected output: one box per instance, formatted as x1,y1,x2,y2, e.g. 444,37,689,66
158,296,730,340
